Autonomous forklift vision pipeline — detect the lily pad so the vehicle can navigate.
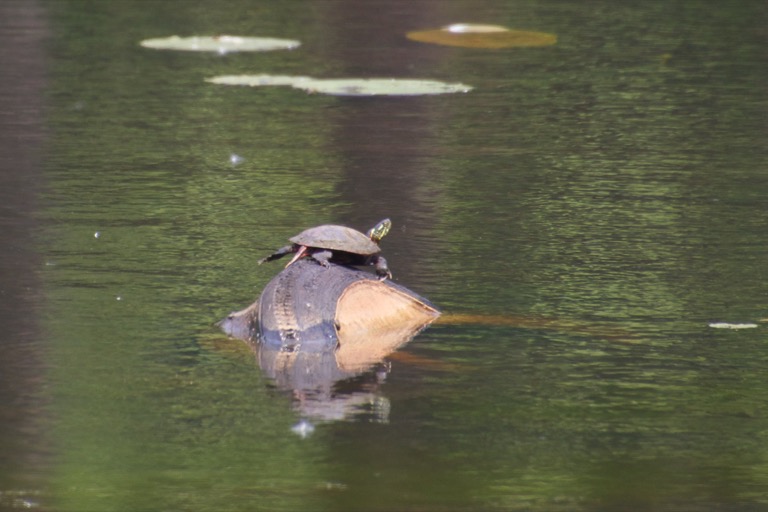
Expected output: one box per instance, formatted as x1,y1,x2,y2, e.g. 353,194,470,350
205,75,473,97
206,74,312,87
295,78,472,96
444,23,510,33
708,322,758,329
139,35,300,53
406,24,556,49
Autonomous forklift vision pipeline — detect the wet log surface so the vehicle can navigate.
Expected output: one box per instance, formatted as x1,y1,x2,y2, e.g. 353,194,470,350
220,259,440,391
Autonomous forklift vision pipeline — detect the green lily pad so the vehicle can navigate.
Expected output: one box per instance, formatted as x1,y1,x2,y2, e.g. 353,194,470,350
206,74,312,87
295,78,472,96
205,75,473,96
139,35,300,53
407,24,556,49
708,322,758,329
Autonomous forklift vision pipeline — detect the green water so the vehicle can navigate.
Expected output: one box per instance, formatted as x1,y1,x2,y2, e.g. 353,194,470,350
1,0,767,510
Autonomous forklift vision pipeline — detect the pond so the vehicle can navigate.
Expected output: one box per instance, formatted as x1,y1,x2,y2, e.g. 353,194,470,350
1,0,767,510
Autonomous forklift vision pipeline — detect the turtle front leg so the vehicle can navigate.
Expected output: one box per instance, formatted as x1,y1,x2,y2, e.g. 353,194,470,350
310,250,333,268
259,245,296,265
373,255,392,280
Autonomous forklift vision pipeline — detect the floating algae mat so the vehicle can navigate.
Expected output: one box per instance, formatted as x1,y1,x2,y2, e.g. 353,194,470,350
139,35,300,53
206,74,473,97
406,23,556,49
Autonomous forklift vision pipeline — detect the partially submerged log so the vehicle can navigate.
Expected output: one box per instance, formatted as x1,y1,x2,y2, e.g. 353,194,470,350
333,279,440,371
219,259,440,390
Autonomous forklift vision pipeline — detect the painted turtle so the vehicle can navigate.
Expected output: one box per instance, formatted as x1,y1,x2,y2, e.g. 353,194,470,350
259,218,392,279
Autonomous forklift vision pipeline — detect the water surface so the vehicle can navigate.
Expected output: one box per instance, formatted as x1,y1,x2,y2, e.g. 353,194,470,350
1,0,767,510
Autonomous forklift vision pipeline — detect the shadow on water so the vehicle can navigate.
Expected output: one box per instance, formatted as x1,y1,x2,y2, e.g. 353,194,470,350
0,1,50,509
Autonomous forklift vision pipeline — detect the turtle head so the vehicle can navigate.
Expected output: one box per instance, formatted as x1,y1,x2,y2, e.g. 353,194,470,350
367,218,392,243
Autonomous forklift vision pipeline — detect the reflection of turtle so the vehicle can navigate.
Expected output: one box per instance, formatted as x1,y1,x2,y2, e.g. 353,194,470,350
259,219,392,279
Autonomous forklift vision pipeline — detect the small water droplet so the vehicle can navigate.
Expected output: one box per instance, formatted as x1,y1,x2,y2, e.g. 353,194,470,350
229,153,244,165
291,419,315,438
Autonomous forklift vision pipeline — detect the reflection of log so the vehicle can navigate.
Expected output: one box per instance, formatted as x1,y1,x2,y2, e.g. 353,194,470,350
219,259,439,390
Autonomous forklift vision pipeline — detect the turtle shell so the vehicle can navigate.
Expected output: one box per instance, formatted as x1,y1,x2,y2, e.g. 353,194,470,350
289,225,380,255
